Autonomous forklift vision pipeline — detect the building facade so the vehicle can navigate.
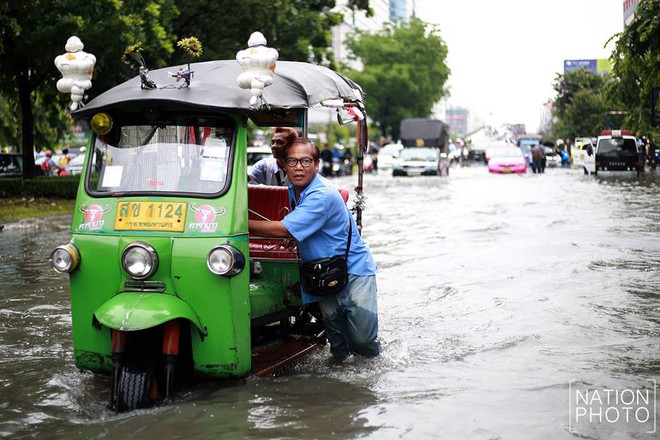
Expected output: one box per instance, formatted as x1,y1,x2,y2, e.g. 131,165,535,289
331,0,413,68
446,107,469,136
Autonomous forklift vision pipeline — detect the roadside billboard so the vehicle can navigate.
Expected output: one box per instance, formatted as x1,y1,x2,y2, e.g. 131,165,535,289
563,59,611,76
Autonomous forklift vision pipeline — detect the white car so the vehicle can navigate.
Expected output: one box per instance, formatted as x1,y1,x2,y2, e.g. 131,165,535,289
376,143,403,171
544,147,561,168
392,147,440,176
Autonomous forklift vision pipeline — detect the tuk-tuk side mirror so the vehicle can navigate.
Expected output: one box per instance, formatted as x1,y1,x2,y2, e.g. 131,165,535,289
336,108,354,125
335,106,365,126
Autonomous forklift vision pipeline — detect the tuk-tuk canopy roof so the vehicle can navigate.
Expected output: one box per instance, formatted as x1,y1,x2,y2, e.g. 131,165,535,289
73,60,364,118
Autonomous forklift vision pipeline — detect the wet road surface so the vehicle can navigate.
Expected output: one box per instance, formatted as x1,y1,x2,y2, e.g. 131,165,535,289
1,165,658,439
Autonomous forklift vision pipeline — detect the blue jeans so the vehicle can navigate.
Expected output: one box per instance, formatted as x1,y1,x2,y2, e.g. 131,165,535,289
318,274,381,360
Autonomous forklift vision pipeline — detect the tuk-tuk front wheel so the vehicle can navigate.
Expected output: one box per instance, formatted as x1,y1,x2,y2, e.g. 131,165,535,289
115,360,157,412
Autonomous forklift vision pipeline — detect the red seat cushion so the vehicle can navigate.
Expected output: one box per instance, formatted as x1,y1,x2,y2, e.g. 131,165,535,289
248,186,295,259
248,185,291,221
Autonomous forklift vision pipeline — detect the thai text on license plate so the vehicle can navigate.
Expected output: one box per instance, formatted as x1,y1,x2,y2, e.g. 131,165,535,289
114,201,187,232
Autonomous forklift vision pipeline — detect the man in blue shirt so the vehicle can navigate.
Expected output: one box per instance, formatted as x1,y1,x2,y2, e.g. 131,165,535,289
248,137,381,361
248,127,297,186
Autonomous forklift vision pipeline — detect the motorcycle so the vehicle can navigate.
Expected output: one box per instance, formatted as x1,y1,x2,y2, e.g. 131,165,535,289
49,32,369,412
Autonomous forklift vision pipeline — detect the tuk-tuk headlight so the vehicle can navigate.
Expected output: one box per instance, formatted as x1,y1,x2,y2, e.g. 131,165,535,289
122,242,158,279
207,245,245,277
50,243,80,273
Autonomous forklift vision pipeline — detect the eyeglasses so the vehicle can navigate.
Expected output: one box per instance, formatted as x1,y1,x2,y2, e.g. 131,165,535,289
285,157,315,168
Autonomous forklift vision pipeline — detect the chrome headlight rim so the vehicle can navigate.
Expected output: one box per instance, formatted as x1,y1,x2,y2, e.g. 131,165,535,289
207,245,245,277
121,241,159,280
50,243,81,273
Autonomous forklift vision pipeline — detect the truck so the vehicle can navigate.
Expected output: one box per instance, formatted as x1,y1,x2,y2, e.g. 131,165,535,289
399,118,449,151
398,118,450,176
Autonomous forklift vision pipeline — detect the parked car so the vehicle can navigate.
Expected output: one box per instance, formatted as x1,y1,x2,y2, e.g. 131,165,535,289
487,148,527,174
392,147,440,176
0,153,23,177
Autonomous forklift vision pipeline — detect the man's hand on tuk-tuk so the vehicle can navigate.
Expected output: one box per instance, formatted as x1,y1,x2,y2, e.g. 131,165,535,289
248,219,291,239
279,238,297,251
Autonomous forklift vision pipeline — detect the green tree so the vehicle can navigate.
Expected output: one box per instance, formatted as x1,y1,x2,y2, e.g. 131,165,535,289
1,0,372,179
550,68,610,140
169,0,369,67
171,0,342,64
553,89,609,139
607,0,660,138
0,0,177,178
342,17,450,139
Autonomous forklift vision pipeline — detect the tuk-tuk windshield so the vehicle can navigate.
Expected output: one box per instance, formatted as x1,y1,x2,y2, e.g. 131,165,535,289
87,118,233,195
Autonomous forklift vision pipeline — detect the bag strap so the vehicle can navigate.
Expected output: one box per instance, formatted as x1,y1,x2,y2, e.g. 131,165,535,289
344,208,352,261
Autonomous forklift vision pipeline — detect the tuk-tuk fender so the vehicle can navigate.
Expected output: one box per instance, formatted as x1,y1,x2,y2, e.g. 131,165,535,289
94,292,207,335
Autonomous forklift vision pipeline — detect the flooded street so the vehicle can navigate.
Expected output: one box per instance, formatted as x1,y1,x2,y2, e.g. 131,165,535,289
1,165,659,439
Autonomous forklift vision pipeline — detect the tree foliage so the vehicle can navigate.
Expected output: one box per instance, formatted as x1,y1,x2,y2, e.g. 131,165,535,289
0,0,371,178
550,68,610,139
0,0,178,178
343,17,450,139
552,69,607,118
552,1,660,141
170,0,347,67
607,0,660,138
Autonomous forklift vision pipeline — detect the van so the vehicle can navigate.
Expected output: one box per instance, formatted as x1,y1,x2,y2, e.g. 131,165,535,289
584,130,638,175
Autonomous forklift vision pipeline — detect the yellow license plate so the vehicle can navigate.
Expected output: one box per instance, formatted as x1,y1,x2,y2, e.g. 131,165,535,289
114,201,187,232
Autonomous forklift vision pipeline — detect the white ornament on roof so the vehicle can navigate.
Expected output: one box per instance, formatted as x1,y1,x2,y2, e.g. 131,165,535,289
54,36,96,111
236,32,279,107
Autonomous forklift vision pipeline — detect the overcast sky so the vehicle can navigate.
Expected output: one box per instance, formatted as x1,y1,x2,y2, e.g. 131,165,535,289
416,0,625,132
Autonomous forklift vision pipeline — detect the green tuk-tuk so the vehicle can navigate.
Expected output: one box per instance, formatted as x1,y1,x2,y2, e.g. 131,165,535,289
50,33,369,412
